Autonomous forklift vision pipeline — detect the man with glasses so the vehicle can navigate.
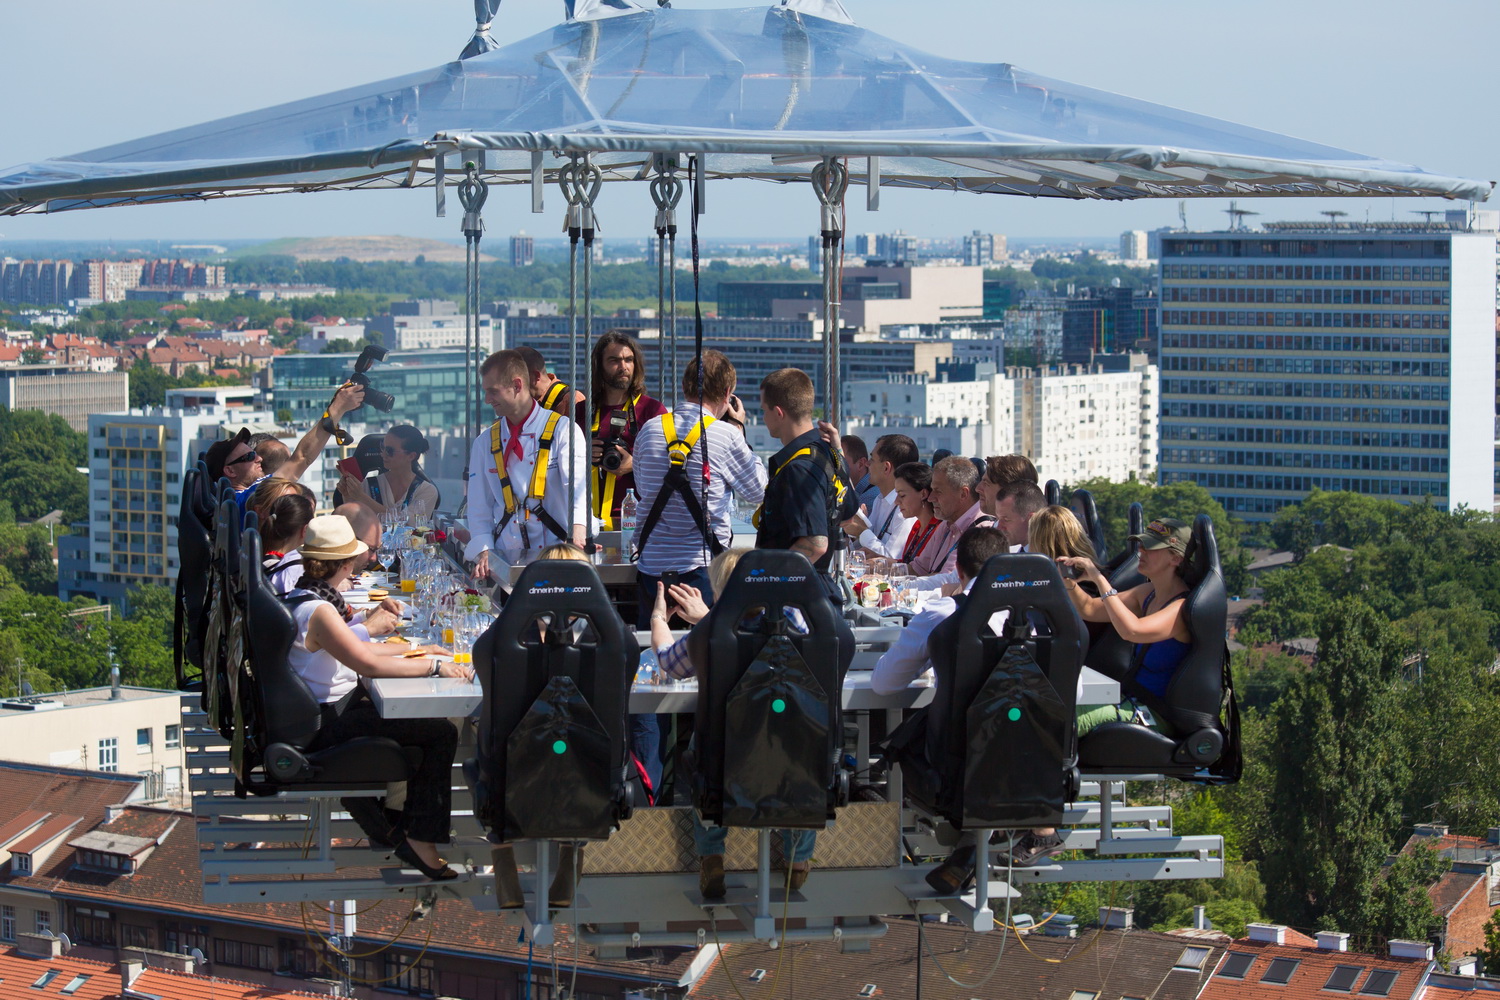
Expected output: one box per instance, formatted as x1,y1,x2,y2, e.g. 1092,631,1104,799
205,382,364,508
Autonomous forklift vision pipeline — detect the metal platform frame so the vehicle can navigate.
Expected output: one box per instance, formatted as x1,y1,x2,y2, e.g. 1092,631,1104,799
184,695,1224,949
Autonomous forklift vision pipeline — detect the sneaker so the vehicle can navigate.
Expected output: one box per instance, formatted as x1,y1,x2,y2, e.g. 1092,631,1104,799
923,844,975,895
1006,832,1066,868
786,862,811,892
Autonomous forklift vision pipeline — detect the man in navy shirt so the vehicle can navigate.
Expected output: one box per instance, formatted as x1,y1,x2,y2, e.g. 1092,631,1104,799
754,368,858,601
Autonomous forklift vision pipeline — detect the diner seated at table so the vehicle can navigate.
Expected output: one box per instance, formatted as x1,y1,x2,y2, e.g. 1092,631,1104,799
284,515,468,881
337,425,441,524
646,547,817,899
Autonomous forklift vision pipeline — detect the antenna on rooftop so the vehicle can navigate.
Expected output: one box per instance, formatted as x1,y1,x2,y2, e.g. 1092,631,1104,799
1320,210,1348,227
1413,210,1444,223
1224,201,1258,232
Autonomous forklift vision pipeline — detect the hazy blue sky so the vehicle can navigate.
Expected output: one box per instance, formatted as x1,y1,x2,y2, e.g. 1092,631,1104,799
1,0,1493,243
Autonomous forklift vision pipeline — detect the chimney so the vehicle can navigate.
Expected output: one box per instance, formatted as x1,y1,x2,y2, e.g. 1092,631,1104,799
1193,906,1211,930
17,932,62,958
1099,907,1134,930
1389,940,1435,961
1488,828,1500,846
1040,913,1078,938
1247,923,1288,945
110,665,121,700
1317,932,1350,952
121,960,145,991
1413,823,1449,838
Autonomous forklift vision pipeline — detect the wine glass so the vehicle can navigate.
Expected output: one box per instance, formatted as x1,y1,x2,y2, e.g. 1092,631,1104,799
846,548,867,582
890,562,915,612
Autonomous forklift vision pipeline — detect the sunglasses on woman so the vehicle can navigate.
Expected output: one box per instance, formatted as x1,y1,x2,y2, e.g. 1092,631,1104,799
381,446,406,456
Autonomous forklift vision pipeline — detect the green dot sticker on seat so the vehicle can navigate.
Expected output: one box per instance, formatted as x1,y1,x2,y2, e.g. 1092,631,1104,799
1007,707,1022,722
552,740,568,754
771,698,786,714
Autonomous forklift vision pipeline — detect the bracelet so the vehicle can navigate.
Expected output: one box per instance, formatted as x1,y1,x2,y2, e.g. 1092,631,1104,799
1102,589,1119,598
650,612,671,624
429,658,441,677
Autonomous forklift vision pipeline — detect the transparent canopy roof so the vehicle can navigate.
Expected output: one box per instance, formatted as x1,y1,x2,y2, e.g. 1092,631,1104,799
0,3,1488,216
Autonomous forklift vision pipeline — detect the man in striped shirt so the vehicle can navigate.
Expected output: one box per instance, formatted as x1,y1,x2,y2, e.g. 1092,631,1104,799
633,351,766,624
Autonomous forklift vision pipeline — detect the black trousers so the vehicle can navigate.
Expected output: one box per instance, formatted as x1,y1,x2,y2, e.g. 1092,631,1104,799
318,693,458,844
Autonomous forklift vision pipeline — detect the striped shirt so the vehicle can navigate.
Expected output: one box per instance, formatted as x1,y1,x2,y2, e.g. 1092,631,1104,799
632,402,768,576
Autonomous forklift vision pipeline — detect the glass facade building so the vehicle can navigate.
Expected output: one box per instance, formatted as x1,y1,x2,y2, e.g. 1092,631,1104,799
270,351,475,432
1157,225,1496,521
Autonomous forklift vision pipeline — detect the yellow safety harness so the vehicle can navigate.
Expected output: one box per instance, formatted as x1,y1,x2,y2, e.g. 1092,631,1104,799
634,412,719,559
541,380,573,414
590,393,642,530
489,410,567,550
752,441,850,530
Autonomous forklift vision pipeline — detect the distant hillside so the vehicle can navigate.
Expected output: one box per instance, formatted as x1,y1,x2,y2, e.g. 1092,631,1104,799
234,235,494,263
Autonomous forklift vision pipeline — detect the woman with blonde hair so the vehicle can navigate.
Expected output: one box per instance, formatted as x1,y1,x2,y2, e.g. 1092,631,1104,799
1027,505,1098,567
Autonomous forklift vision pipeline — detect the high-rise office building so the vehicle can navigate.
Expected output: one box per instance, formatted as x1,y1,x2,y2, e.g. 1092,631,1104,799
510,232,535,268
1158,221,1497,521
61,387,268,606
962,231,1006,267
1120,230,1149,262
1061,287,1159,364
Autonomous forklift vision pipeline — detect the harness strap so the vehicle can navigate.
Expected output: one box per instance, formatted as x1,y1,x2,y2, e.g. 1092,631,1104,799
752,442,849,534
489,411,568,545
541,380,572,414
635,412,720,559
591,394,642,530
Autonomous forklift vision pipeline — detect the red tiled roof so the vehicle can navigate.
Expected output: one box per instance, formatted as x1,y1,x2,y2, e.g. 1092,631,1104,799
0,945,324,999
1430,870,1482,916
0,763,141,890
10,814,83,855
1200,937,1429,1000
0,809,50,847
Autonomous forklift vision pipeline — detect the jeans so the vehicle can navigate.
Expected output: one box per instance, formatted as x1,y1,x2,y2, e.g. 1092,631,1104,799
692,811,816,864
317,697,458,844
632,566,715,796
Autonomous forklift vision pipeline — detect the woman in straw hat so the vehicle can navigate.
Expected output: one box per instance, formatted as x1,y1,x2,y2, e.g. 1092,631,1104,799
287,514,471,881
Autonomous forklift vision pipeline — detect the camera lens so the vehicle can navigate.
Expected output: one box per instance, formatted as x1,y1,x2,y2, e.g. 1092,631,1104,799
600,447,624,473
366,389,397,412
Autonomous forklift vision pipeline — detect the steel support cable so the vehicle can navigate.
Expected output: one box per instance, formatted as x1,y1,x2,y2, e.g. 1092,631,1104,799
811,157,848,429
688,155,711,563
559,155,603,548
649,155,684,407
459,162,489,449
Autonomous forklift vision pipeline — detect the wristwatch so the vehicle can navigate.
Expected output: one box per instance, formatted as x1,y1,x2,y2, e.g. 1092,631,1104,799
429,658,441,677
1102,589,1119,598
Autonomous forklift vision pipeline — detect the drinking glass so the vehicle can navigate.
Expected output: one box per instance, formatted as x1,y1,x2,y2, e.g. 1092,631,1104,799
846,549,867,582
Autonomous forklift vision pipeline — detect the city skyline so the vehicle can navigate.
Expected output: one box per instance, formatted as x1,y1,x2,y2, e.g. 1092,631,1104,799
0,1,1492,243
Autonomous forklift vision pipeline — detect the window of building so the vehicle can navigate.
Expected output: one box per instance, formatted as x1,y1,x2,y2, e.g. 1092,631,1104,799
136,728,152,754
59,975,91,995
35,909,51,935
1219,953,1255,979
1262,958,1301,984
13,853,32,875
1325,966,1365,992
121,924,153,949
32,970,62,989
1,904,14,941
165,724,181,750
216,939,276,971
1360,971,1398,997
1174,947,1212,972
164,922,208,957
98,737,118,772
383,953,434,995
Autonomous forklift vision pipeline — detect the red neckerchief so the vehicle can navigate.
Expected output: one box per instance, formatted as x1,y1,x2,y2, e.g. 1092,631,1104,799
505,402,536,464
265,550,285,559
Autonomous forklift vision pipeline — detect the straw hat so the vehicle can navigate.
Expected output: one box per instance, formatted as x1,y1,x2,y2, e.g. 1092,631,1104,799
299,515,369,560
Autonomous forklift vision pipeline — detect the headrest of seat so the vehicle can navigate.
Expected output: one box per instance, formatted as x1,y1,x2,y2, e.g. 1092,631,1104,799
1044,479,1061,506
709,549,841,635
240,527,264,589
492,559,629,648
1069,489,1106,561
960,552,1081,632
1126,502,1144,554
1183,514,1220,589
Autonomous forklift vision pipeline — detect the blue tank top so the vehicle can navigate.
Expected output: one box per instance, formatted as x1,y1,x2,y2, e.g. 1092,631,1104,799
1134,591,1189,699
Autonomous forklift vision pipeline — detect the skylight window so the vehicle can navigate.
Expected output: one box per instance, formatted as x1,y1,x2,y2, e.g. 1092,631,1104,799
60,975,90,995
1174,947,1212,972
1263,958,1302,984
1220,953,1256,979
1324,966,1364,992
30,969,61,989
1360,970,1398,997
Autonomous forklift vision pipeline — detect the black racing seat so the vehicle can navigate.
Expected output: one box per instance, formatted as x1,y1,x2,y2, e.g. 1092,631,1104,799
201,491,241,736
688,550,855,829
234,527,417,793
906,554,1086,830
469,560,635,842
1044,479,1061,506
174,464,214,689
1104,502,1146,592
1079,515,1241,782
1069,488,1108,565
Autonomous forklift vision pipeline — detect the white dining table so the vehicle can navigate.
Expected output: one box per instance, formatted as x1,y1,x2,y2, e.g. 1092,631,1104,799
366,665,1121,719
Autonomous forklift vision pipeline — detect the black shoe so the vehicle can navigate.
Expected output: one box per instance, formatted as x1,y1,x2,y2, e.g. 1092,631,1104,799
342,797,403,849
924,844,976,895
393,842,458,882
1007,832,1066,868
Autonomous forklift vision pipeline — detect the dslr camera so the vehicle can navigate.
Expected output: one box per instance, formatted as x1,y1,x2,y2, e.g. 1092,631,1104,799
596,410,629,473
339,344,395,412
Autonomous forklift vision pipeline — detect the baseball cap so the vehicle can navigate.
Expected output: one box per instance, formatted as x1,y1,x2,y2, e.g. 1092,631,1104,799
1129,517,1191,556
204,427,252,482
